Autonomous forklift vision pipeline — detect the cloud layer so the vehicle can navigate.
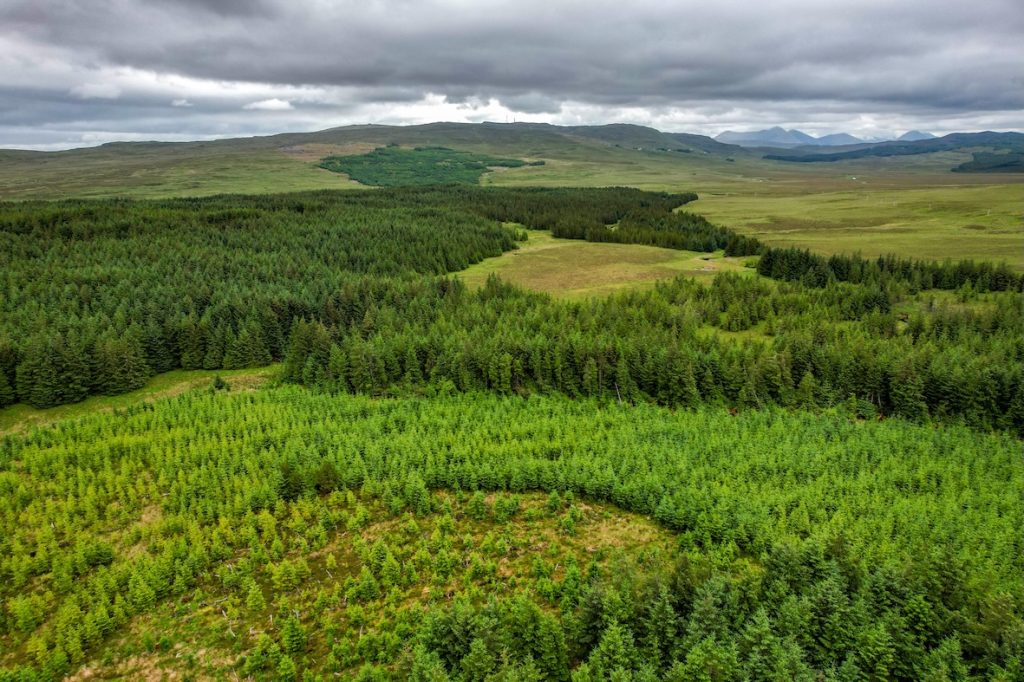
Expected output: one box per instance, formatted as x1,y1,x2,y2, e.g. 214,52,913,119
2,0,1022,149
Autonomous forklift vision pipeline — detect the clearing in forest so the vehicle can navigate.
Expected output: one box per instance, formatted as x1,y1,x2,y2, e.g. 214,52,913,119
0,365,278,436
458,229,752,297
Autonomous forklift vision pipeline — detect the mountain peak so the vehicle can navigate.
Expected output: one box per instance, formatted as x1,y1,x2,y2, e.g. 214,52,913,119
898,130,936,141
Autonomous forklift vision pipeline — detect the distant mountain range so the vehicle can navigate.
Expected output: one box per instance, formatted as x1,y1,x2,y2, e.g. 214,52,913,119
763,131,1024,171
715,126,936,148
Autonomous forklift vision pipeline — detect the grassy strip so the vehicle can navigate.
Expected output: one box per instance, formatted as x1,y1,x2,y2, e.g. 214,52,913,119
0,364,280,435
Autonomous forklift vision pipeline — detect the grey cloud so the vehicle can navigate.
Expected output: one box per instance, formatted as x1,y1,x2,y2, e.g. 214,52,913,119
1,0,1022,147
496,93,563,115
140,0,273,17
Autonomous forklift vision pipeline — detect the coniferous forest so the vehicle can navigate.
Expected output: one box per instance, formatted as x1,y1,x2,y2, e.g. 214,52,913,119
1,186,1023,680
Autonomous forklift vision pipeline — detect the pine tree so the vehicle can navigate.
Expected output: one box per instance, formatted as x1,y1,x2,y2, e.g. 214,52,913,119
406,644,450,682
589,621,638,679
93,330,151,395
461,638,496,682
673,357,701,408
467,491,488,520
16,335,61,408
699,366,723,405
890,360,928,421
582,357,601,397
143,315,176,373
280,615,307,655
640,585,677,670
58,331,91,403
246,581,266,611
178,315,205,369
796,371,819,409
328,344,349,389
0,366,15,407
277,654,299,682
404,345,423,385
615,352,636,404
203,322,227,370
677,637,740,682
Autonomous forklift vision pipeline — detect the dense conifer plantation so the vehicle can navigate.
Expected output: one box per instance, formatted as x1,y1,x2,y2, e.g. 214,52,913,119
2,188,1020,425
1,390,1021,680
283,274,1024,433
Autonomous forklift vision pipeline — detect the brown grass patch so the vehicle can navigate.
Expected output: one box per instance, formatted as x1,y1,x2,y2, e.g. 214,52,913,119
278,142,378,162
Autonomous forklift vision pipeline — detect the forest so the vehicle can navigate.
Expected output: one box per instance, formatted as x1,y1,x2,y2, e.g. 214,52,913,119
2,187,1020,428
318,147,542,186
1,185,1023,680
1,390,1021,680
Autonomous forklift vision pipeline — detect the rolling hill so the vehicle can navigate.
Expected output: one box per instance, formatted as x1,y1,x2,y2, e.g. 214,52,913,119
3,122,1022,203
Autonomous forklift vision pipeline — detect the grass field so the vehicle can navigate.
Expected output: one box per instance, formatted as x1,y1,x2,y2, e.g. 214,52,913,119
0,364,278,435
692,183,1024,268
488,151,1024,268
457,229,752,297
0,147,357,200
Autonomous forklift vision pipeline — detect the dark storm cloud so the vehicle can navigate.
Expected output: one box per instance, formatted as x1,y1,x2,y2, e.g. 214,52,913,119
1,0,1022,148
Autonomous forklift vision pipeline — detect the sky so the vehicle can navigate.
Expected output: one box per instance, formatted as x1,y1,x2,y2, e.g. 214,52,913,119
2,0,1023,150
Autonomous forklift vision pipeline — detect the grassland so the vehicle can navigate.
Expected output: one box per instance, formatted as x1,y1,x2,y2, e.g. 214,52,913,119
0,146,357,200
488,150,1024,268
458,229,752,297
692,183,1024,269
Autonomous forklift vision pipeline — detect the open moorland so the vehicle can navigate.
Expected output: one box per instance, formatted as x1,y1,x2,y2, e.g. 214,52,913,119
1,123,1022,267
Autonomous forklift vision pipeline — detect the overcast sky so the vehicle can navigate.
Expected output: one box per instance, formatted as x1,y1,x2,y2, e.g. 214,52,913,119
2,0,1023,150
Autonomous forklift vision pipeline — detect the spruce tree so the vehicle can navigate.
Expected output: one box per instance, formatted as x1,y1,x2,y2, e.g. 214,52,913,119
16,336,60,408
280,616,307,655
0,366,15,407
890,360,928,421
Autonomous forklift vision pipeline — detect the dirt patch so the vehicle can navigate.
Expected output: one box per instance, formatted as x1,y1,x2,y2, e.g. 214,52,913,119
278,142,379,162
69,654,181,681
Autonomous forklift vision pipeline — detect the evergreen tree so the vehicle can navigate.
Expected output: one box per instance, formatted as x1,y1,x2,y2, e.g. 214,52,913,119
277,654,298,682
178,315,205,370
461,638,496,682
280,616,307,655
16,335,61,408
796,371,819,409
891,360,929,421
203,322,227,370
246,581,266,611
0,364,16,407
589,622,638,679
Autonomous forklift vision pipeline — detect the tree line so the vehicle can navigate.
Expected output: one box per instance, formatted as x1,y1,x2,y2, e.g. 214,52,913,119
282,273,1024,434
758,247,1023,292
